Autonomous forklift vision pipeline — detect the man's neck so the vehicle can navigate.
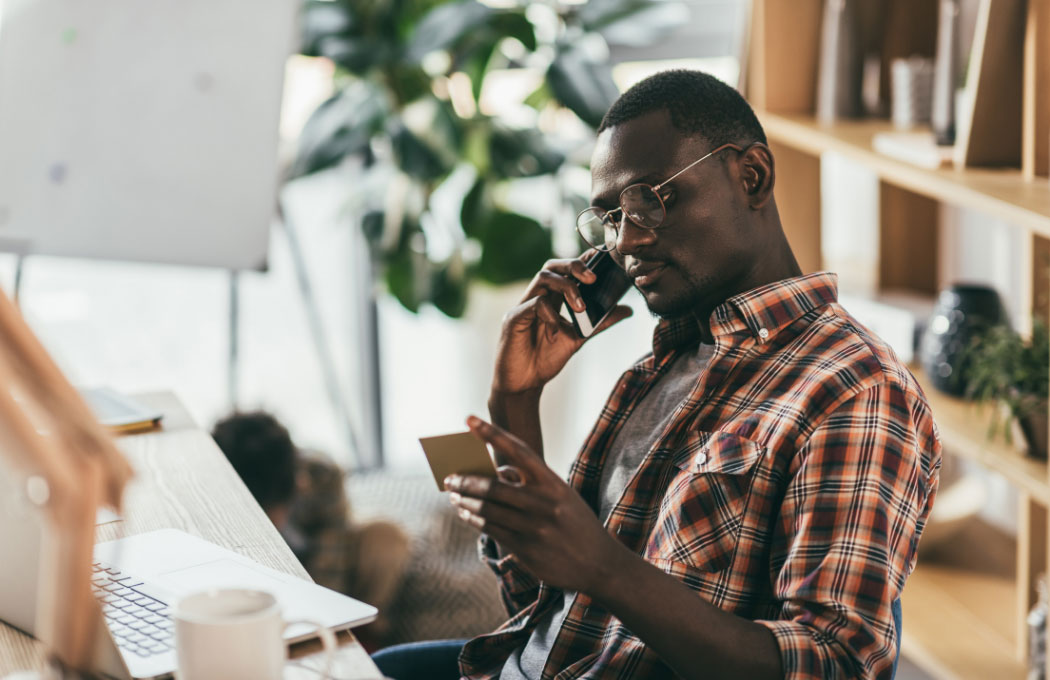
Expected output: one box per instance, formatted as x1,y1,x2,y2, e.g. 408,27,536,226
690,245,803,344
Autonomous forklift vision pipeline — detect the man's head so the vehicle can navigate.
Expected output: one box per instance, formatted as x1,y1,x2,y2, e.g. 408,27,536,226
591,70,794,322
211,411,297,523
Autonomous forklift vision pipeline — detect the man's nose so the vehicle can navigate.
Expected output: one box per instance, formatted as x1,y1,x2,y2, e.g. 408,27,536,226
614,212,657,255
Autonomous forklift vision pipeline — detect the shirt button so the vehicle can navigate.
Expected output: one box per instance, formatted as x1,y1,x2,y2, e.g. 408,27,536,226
758,328,769,340
696,452,707,465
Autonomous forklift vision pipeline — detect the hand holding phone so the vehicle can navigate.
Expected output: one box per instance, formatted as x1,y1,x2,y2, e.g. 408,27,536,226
490,253,633,398
563,251,634,337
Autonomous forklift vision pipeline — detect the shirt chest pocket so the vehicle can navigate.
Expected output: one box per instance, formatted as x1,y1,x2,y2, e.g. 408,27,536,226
644,431,765,572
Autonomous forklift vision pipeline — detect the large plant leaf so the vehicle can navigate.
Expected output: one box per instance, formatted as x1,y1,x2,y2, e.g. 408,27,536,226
300,1,354,57
489,125,565,178
577,0,653,32
383,215,428,312
405,0,494,62
489,12,537,52
476,211,553,284
463,39,499,103
460,176,491,240
547,46,619,129
388,119,453,181
289,82,386,179
385,65,434,105
431,261,469,317
385,249,422,312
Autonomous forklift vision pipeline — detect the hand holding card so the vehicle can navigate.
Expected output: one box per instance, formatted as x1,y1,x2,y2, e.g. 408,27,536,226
418,431,497,490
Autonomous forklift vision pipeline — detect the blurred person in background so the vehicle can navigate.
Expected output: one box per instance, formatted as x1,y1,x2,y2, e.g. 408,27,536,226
211,411,410,648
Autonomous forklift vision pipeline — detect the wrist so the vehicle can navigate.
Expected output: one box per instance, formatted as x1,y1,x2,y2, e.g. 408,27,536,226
488,386,543,414
586,534,639,607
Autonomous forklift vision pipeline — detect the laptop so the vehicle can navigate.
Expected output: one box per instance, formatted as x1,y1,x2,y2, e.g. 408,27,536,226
0,462,377,679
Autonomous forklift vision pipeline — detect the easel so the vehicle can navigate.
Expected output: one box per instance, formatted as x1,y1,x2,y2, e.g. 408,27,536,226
11,200,384,472
225,201,384,469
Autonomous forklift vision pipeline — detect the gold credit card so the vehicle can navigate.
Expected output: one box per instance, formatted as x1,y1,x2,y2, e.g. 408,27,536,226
418,431,497,490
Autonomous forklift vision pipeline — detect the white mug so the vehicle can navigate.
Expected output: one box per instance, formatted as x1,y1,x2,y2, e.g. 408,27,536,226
174,588,335,680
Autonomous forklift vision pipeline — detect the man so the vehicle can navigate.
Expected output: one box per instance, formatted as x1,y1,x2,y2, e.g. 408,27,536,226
374,69,941,680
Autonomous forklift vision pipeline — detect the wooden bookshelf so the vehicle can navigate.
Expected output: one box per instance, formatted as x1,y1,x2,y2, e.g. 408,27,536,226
745,0,1050,675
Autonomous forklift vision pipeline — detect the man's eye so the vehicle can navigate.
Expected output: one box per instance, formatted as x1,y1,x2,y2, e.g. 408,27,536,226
659,189,676,208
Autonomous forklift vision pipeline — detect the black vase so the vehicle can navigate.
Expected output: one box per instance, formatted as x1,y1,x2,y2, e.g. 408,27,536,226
920,284,1005,396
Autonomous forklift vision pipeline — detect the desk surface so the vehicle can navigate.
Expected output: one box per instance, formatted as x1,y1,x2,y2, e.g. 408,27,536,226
0,392,383,679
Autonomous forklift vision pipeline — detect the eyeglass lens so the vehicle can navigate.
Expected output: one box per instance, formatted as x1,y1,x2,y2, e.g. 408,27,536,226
576,184,665,250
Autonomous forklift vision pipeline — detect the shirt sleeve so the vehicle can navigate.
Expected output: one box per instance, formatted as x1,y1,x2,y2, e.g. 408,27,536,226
755,380,941,680
478,533,541,617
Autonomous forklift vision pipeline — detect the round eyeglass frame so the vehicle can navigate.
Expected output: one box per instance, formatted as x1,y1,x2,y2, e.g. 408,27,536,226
575,142,745,252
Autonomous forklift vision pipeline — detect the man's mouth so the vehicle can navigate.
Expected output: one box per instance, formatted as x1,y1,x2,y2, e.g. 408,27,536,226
628,263,667,288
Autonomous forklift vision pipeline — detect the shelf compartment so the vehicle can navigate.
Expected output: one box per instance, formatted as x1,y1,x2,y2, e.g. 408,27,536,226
903,518,1025,679
757,112,1050,238
912,368,1050,506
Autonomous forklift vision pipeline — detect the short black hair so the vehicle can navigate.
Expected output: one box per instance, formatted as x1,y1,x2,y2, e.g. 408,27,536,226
211,411,297,510
598,70,767,147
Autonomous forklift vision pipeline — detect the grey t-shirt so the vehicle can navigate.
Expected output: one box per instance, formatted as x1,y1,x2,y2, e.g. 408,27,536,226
500,343,716,680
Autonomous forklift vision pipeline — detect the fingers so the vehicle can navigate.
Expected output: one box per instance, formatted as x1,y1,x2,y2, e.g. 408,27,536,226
449,491,537,534
445,474,551,515
521,258,597,309
504,296,577,346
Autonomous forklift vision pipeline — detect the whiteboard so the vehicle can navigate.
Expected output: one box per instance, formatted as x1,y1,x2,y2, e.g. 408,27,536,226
0,0,298,270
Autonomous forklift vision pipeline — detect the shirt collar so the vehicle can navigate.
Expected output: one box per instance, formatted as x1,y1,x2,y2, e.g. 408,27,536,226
650,272,839,360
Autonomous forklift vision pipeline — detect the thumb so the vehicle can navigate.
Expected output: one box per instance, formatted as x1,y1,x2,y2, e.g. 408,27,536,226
467,415,547,479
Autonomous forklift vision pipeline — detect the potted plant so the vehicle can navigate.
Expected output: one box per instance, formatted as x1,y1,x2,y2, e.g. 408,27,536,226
965,320,1050,459
288,0,684,317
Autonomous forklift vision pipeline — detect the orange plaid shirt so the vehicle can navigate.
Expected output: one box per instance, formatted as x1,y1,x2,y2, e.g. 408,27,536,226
461,272,942,680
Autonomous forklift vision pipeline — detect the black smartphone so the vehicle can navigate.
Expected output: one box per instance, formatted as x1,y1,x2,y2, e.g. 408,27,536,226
564,251,634,337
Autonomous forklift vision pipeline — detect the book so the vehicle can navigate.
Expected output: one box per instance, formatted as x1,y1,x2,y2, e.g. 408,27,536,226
81,387,164,433
872,130,955,169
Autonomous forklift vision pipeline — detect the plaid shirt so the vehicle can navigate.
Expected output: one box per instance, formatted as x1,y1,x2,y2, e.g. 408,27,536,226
461,272,942,680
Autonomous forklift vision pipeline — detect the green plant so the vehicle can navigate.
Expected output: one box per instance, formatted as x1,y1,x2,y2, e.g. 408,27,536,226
965,320,1050,445
288,0,682,316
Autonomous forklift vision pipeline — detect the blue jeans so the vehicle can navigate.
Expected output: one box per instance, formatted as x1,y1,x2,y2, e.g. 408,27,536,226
372,638,468,680
891,597,902,679
371,602,903,679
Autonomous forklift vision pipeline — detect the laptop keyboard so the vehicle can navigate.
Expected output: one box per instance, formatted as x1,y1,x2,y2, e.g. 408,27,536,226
91,561,174,658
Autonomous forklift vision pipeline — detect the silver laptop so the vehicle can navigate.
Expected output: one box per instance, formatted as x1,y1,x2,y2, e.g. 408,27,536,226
0,466,377,679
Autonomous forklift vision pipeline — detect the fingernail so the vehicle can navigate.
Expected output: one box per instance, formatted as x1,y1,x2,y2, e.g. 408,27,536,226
449,492,462,504
575,297,585,311
466,415,481,427
458,508,471,521
445,474,460,489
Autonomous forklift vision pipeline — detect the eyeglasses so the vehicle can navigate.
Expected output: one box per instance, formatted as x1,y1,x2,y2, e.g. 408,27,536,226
575,142,743,251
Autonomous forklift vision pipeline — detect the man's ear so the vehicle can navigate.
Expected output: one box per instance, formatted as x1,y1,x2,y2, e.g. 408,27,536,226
739,143,774,209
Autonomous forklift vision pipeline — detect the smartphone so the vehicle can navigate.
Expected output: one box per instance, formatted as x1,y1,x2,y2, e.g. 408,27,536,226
564,251,633,338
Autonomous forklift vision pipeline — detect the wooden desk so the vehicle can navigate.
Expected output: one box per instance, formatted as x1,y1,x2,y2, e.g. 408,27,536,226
0,392,384,679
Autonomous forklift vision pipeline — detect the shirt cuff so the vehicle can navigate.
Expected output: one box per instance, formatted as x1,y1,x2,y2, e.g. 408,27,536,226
757,619,874,680
478,534,540,608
